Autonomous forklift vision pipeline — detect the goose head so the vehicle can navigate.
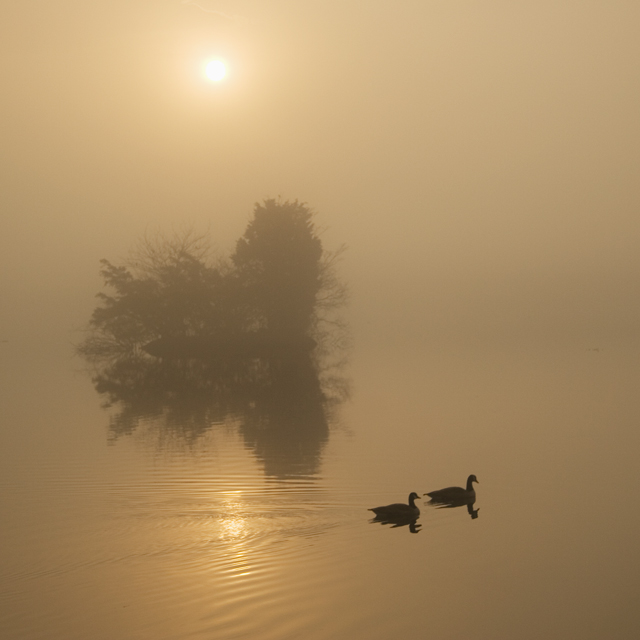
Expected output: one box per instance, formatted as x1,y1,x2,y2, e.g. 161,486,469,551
464,475,479,492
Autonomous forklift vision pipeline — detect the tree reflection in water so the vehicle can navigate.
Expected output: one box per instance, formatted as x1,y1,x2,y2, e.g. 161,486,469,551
78,200,349,477
86,339,347,478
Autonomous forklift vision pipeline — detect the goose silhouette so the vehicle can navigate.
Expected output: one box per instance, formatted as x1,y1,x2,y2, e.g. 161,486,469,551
425,475,478,504
369,492,421,519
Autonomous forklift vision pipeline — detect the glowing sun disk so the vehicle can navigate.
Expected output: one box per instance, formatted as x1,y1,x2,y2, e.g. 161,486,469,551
206,60,227,81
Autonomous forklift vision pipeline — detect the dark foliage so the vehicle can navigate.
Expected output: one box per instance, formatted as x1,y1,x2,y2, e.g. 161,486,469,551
78,200,338,360
232,199,323,337
77,200,349,476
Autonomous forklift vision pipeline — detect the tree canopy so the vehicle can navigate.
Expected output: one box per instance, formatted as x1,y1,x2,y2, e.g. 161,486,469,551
78,200,345,361
76,200,349,466
232,199,324,337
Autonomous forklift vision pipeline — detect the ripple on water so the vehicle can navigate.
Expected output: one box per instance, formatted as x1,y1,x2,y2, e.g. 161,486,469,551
1,426,374,640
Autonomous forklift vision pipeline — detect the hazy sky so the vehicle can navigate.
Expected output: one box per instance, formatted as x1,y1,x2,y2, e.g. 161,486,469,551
2,0,639,348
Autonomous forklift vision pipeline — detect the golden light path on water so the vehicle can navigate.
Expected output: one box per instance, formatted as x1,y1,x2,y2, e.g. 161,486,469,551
160,469,368,640
94,427,370,640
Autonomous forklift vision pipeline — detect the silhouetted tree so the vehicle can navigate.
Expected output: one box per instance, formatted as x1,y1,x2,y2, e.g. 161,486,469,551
77,202,350,475
79,203,345,360
232,199,323,338
77,230,244,359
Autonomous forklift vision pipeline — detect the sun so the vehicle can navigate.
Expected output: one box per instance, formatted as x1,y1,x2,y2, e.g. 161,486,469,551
205,59,227,82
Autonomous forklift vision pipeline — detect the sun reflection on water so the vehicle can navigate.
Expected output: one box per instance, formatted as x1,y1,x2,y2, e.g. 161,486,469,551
219,495,248,541
220,512,246,540
217,494,255,579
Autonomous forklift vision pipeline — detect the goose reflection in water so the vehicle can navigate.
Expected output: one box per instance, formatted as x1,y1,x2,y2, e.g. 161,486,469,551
426,499,479,520
370,516,422,533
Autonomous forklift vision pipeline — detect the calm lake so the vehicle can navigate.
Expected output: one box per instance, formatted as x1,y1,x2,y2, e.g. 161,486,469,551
1,335,639,640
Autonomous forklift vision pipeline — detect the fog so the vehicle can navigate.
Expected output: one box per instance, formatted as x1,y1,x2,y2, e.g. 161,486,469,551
2,4,640,639
2,0,638,353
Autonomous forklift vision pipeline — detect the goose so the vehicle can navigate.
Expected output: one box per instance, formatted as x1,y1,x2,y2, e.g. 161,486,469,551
425,475,478,503
369,492,421,519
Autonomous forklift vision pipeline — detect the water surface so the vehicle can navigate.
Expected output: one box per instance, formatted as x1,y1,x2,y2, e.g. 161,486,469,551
1,338,639,639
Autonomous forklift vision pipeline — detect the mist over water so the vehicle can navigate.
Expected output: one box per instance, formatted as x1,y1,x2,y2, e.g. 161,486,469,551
2,1,640,639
